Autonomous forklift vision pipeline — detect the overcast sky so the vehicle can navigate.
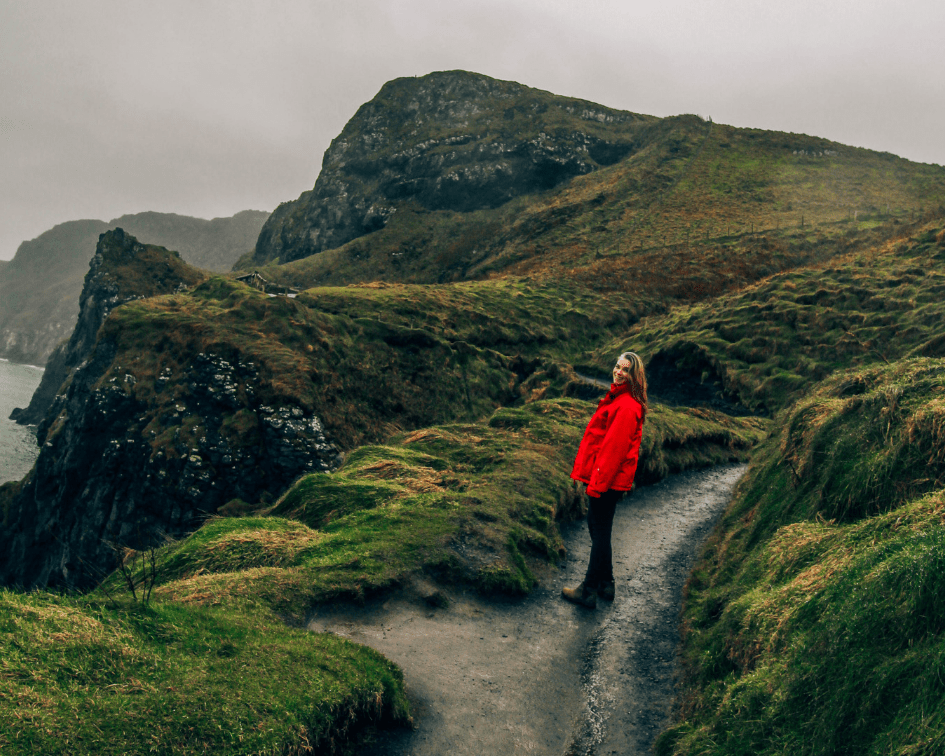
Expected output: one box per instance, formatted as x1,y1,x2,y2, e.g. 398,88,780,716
1,0,943,260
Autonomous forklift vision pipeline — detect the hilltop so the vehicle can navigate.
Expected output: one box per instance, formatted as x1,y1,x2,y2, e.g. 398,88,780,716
244,70,945,309
249,70,655,267
0,210,268,365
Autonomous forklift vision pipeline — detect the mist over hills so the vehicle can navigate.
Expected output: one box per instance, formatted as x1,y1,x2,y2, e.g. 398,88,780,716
0,210,268,365
0,219,110,365
110,210,270,272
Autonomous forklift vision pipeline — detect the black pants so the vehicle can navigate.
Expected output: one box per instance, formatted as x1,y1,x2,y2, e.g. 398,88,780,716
584,489,624,588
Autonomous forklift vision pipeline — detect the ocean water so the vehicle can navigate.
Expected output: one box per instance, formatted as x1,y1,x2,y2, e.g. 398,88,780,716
0,359,43,484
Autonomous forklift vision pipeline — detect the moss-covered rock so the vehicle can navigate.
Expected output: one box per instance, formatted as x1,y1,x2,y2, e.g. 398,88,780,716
658,358,945,756
252,70,656,266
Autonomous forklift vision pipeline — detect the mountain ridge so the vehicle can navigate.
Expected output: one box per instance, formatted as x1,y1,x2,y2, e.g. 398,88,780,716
249,69,657,266
242,70,945,304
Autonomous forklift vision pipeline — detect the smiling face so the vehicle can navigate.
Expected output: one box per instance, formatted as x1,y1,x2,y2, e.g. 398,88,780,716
613,357,632,385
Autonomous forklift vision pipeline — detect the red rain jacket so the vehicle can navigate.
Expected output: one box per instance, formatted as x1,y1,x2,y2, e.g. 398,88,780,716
570,382,644,498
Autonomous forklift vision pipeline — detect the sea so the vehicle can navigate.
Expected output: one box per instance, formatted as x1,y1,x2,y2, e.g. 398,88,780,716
0,358,43,484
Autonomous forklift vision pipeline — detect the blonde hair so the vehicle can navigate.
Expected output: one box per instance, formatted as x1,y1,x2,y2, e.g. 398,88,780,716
619,351,648,420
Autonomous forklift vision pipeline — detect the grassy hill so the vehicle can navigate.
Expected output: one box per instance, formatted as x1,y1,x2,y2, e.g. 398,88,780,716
639,219,945,755
659,356,945,756
107,399,766,615
0,590,408,755
244,72,945,311
588,219,945,413
0,394,765,754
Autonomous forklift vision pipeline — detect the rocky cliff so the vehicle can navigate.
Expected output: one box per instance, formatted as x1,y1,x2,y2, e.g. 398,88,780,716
0,230,349,589
245,71,945,299
10,229,206,427
0,227,632,590
250,70,654,266
0,211,268,366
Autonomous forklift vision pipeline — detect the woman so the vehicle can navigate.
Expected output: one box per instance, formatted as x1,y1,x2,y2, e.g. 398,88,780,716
563,351,647,608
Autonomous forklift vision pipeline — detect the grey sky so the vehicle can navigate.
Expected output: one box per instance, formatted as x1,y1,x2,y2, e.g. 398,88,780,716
1,0,943,260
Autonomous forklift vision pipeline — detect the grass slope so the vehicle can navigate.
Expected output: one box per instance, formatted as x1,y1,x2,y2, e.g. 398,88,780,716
658,358,945,756
0,591,407,756
97,275,644,456
592,218,945,413
5,398,766,754
250,117,945,310
110,398,768,619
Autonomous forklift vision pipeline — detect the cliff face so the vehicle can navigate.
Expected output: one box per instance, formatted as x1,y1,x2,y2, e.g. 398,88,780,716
11,228,206,427
0,230,344,589
251,70,654,265
0,211,268,366
0,230,634,590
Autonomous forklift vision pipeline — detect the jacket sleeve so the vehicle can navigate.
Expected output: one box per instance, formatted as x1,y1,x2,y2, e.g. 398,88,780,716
587,401,639,497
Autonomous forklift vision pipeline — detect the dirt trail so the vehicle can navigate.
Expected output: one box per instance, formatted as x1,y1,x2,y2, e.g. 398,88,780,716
307,464,747,756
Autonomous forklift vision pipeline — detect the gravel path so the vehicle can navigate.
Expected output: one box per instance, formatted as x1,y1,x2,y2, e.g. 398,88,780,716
307,464,747,756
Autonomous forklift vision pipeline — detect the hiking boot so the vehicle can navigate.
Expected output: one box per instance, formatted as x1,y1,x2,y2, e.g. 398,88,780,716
562,582,597,609
597,580,615,602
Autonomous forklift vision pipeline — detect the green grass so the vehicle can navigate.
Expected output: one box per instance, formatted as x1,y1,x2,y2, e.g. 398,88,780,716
592,219,945,414
96,274,639,458
104,398,767,618
656,358,945,756
26,393,766,755
637,404,769,484
0,591,408,756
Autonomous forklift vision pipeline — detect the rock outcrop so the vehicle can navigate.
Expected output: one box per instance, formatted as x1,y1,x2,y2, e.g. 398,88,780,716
0,211,268,366
11,229,205,427
250,69,654,265
0,230,343,589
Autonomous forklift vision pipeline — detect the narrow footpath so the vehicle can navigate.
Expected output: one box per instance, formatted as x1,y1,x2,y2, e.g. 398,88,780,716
308,464,747,756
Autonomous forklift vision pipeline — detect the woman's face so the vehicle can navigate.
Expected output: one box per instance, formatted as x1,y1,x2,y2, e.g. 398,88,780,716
613,358,632,385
